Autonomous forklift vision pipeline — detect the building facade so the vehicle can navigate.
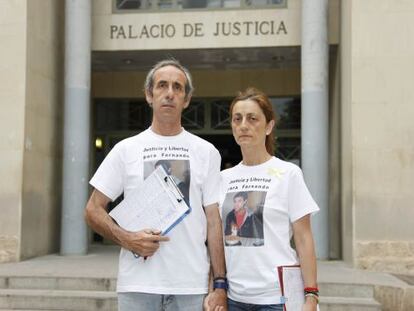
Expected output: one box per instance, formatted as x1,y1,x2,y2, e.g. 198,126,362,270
0,0,413,275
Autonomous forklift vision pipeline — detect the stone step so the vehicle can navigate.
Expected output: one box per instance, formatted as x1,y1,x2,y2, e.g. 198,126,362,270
1,276,377,299
0,277,384,311
319,296,382,311
319,282,374,298
0,293,382,311
0,289,117,311
0,289,384,311
0,277,116,292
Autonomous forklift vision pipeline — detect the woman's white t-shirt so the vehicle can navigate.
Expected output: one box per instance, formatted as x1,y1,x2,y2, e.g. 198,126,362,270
220,157,319,305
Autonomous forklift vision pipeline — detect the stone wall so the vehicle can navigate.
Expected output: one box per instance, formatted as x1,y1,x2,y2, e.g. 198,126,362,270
357,241,414,275
341,0,414,273
20,0,64,259
0,0,27,262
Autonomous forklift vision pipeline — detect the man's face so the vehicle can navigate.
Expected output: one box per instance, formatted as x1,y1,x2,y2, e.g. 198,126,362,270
145,65,190,123
233,196,246,213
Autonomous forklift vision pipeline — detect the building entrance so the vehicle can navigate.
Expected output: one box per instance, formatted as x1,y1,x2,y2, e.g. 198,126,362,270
91,45,305,242
93,96,301,171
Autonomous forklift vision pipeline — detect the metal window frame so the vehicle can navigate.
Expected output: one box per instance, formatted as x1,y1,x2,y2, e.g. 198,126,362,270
112,0,287,13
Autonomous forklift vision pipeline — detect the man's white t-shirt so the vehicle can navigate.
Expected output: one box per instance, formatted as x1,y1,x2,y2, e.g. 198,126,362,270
90,128,221,294
220,157,319,305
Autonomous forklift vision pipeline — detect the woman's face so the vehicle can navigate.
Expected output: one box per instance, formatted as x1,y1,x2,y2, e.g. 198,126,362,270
231,99,273,150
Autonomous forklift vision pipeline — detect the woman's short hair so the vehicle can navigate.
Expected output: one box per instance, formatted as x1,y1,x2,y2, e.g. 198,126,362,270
230,87,277,155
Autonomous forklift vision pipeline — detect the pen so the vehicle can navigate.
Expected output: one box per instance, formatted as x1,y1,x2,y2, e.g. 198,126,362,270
132,252,147,261
164,176,185,203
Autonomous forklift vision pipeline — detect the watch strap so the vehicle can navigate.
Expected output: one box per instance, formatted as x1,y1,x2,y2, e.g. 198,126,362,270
213,277,228,290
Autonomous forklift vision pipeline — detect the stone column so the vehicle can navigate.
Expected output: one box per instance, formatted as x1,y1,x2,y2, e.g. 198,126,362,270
60,0,91,255
301,0,329,259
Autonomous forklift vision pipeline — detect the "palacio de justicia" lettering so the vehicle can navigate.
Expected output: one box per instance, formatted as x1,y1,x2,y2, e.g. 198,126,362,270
109,20,287,40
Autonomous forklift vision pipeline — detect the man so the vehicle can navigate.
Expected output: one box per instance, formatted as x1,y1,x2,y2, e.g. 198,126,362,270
85,59,227,311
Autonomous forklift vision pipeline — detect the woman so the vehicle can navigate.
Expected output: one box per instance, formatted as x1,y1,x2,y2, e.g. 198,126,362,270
220,88,319,311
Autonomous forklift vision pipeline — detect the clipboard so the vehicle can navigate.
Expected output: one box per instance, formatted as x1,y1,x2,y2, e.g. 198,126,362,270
277,265,320,311
109,165,191,236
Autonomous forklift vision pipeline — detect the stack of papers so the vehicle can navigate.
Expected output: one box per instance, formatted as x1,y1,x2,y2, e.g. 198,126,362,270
109,165,191,235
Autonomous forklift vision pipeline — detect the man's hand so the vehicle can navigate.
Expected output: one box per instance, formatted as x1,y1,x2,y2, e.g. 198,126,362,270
203,289,227,311
85,190,169,258
124,229,169,258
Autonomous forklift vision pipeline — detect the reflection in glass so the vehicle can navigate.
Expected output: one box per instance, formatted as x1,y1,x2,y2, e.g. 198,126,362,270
157,0,175,9
246,0,284,6
275,137,301,165
116,0,286,10
223,0,240,8
182,0,208,8
271,97,301,130
95,100,152,131
116,0,141,9
182,101,205,129
211,100,231,129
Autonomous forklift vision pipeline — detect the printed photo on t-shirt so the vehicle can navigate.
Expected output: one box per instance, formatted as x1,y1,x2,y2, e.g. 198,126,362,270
222,191,266,247
144,159,190,206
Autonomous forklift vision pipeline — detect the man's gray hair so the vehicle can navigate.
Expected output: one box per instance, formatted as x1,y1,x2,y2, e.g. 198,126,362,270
144,59,194,99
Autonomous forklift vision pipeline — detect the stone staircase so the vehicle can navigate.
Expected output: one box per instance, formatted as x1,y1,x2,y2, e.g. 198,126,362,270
0,276,117,310
3,246,413,310
319,282,381,310
0,275,382,311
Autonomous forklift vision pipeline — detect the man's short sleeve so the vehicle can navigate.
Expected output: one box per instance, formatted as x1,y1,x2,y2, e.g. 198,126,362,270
201,147,222,207
287,166,319,223
89,144,124,201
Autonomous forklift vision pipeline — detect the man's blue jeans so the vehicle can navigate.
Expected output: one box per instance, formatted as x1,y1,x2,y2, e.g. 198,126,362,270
118,292,205,311
228,298,284,311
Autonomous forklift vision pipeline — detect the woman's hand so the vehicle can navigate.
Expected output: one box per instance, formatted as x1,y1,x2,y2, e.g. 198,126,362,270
302,295,318,311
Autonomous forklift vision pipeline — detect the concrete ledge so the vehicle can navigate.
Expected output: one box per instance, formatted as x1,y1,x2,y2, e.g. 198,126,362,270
0,245,119,278
0,289,117,311
319,296,381,311
0,276,116,291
